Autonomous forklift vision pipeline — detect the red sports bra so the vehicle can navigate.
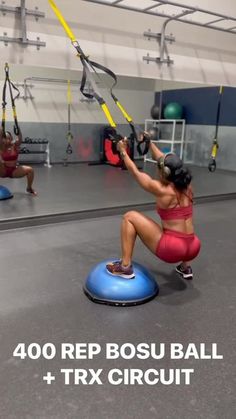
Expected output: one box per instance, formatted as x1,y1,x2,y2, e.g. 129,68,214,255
157,204,193,221
1,148,18,161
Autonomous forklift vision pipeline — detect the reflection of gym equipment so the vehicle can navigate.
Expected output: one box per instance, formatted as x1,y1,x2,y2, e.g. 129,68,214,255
18,138,51,167
78,137,93,159
150,104,160,120
164,102,183,120
2,62,20,137
144,119,186,164
89,126,135,170
89,126,134,169
0,185,13,200
0,1,45,49
48,0,150,157
20,147,30,153
63,79,73,166
24,137,48,144
148,126,159,142
84,260,159,306
208,86,223,172
102,126,134,168
89,125,147,169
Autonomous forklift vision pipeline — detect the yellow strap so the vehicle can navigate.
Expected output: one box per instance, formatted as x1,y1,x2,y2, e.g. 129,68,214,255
12,107,17,118
48,0,77,42
212,143,218,158
67,80,72,104
219,86,223,95
49,0,118,130
101,103,116,127
2,110,6,121
115,101,132,123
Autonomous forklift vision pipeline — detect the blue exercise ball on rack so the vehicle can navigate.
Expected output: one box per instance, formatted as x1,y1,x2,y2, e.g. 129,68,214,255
84,260,159,306
164,102,183,120
0,185,13,200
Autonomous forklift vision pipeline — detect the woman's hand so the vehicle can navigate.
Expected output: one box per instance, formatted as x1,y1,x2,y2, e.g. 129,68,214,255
138,131,150,143
117,138,128,153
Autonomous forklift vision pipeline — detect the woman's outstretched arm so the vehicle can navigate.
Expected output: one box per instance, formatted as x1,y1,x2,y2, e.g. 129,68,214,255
15,128,23,147
149,141,164,161
117,139,164,196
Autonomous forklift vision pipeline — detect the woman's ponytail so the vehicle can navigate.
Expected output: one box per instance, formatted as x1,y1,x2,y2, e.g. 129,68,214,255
171,167,192,191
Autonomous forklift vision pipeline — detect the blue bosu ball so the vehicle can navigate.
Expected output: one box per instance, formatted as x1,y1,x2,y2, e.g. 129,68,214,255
0,185,13,200
84,260,159,306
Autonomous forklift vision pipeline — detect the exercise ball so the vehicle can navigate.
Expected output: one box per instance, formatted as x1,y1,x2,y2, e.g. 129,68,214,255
0,185,13,200
84,260,159,306
150,104,160,119
164,102,183,120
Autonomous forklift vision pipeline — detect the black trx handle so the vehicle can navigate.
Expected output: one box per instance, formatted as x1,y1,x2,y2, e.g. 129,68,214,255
102,126,118,154
66,133,73,155
1,63,20,137
208,140,219,172
137,132,150,156
107,131,124,155
208,158,216,172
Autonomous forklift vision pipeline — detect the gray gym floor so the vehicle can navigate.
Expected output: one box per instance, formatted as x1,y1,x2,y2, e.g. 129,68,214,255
1,163,236,226
0,200,235,419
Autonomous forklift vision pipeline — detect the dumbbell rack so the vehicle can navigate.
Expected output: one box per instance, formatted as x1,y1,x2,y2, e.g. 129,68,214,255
19,138,51,168
144,119,185,163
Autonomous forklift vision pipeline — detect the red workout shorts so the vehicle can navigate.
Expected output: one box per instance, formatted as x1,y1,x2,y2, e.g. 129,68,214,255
156,229,201,263
2,165,16,178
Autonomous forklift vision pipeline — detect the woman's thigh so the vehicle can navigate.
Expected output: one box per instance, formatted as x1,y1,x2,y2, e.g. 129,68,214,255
124,211,163,255
12,165,31,178
0,163,7,177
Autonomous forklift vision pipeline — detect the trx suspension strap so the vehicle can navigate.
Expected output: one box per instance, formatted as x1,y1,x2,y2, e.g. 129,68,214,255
48,0,150,155
80,59,150,156
66,79,73,155
208,86,223,172
2,63,20,138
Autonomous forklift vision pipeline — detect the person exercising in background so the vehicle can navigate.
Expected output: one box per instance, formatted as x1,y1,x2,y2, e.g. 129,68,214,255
0,128,37,195
106,137,201,280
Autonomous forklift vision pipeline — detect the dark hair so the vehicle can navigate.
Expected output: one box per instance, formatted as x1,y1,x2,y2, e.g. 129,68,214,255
164,154,192,191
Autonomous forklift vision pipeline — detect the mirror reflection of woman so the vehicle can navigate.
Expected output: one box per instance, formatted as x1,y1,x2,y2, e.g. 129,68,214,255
0,128,37,195
106,137,201,281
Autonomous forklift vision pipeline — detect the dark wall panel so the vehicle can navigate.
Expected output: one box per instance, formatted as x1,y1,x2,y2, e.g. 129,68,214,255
155,86,236,126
